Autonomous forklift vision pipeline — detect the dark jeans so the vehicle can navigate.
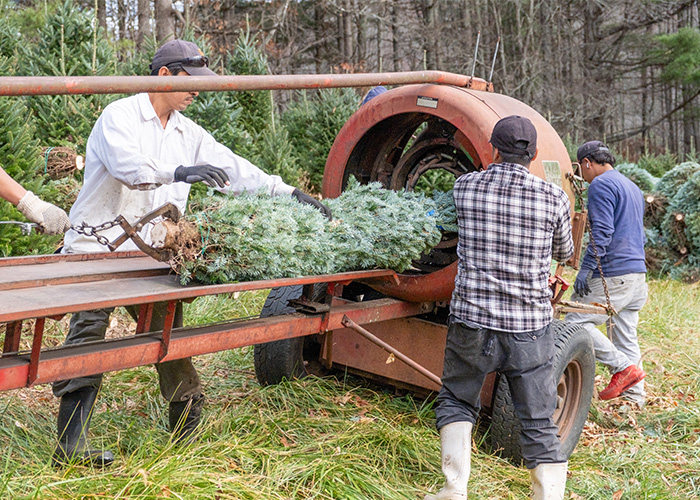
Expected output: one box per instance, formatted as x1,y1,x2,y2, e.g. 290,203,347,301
435,320,565,469
52,302,202,403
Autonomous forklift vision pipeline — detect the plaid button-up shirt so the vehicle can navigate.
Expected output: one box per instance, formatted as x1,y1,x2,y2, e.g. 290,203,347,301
451,162,574,333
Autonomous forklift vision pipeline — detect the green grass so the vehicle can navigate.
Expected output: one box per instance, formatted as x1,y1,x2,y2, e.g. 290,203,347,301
0,281,699,499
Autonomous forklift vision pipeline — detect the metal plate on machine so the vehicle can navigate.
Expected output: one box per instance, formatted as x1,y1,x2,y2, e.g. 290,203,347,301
543,160,563,189
416,96,438,109
325,317,446,393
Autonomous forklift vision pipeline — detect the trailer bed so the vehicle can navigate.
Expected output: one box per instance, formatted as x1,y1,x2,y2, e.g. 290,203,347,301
0,252,428,392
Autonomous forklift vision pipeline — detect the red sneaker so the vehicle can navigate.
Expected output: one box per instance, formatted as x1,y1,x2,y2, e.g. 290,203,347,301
599,365,646,400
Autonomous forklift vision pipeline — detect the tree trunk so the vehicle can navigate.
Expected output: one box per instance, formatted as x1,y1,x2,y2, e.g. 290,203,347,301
155,0,175,43
354,0,366,69
375,16,382,71
117,0,127,42
391,0,400,71
423,0,438,70
137,0,152,50
343,0,353,65
314,2,324,73
97,0,107,31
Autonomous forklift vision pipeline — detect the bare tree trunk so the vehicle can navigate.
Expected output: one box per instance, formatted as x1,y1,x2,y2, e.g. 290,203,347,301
336,4,344,60
375,15,382,71
223,1,236,51
117,0,127,42
641,52,649,144
391,0,400,71
155,0,175,43
184,0,191,27
97,0,107,31
354,0,366,69
423,0,438,70
137,0,152,50
343,0,353,64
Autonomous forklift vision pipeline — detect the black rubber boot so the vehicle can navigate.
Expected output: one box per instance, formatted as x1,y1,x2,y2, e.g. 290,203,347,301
52,387,115,468
169,394,205,444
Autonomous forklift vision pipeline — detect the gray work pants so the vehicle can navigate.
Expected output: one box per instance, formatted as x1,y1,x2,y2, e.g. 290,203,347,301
435,320,565,469
566,272,647,404
52,302,202,403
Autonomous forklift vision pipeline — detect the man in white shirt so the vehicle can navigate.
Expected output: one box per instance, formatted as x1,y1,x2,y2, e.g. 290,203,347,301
53,39,330,468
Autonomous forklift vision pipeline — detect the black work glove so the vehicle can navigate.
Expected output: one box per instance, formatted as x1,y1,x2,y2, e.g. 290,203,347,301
174,164,230,188
291,189,332,220
574,269,592,297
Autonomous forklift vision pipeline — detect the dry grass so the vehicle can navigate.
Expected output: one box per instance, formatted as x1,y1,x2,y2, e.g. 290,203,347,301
0,279,698,499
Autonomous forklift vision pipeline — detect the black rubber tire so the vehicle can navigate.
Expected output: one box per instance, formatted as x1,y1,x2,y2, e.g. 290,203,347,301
253,285,324,386
489,319,595,463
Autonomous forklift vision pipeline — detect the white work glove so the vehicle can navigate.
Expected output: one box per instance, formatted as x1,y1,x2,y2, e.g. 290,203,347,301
17,191,71,235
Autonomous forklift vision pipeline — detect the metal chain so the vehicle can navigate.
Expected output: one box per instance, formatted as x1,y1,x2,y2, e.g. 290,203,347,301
566,173,615,316
70,218,123,247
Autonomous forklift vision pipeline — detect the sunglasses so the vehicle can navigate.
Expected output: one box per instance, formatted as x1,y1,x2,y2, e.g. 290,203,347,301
170,55,210,67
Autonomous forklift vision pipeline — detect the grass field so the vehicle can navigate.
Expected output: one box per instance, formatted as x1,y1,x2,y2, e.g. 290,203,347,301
0,277,698,499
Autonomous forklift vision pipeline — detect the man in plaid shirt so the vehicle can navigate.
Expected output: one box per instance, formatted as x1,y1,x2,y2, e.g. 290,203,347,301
425,116,574,500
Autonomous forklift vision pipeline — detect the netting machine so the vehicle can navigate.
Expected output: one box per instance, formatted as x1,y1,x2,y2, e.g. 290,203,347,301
0,71,596,461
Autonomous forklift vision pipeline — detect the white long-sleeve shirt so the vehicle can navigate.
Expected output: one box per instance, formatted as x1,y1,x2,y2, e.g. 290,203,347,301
64,93,294,253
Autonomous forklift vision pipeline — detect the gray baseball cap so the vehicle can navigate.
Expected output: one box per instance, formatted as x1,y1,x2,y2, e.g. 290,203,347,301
150,40,216,76
576,140,609,163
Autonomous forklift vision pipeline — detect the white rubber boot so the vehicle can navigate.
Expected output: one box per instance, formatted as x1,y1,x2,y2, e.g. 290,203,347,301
424,421,472,500
530,462,567,500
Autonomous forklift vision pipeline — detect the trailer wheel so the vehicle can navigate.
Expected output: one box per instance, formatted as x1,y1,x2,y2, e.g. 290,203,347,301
253,285,326,386
489,319,595,463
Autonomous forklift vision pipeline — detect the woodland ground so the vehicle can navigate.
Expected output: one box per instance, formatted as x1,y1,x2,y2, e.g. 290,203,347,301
0,275,698,499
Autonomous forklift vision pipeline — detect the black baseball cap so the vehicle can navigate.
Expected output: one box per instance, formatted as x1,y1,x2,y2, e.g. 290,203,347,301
576,140,609,163
150,40,216,76
489,115,537,159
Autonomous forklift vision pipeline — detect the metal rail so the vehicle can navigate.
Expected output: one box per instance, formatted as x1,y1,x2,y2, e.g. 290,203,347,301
0,297,426,392
0,71,491,96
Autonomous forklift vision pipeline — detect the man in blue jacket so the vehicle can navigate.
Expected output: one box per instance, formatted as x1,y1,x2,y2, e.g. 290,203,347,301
566,141,647,405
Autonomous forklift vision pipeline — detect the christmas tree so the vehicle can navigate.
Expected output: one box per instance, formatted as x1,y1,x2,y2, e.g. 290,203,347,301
158,179,451,285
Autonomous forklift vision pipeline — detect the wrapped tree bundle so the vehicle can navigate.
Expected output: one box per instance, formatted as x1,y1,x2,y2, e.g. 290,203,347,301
40,146,84,180
656,170,700,282
644,192,667,229
661,171,700,255
157,179,449,285
655,161,700,200
616,163,658,193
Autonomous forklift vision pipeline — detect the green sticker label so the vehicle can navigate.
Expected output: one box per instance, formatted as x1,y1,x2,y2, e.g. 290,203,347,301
543,161,562,188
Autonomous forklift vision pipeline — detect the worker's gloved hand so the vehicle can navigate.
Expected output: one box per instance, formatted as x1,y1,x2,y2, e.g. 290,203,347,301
573,269,592,297
174,164,230,188
291,189,332,220
16,191,71,235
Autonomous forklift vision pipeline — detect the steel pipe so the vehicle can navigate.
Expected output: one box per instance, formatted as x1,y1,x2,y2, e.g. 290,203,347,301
0,71,490,97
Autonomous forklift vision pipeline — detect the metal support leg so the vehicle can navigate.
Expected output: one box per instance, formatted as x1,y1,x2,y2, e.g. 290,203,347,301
135,303,154,334
3,321,22,353
28,317,45,386
158,301,177,361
